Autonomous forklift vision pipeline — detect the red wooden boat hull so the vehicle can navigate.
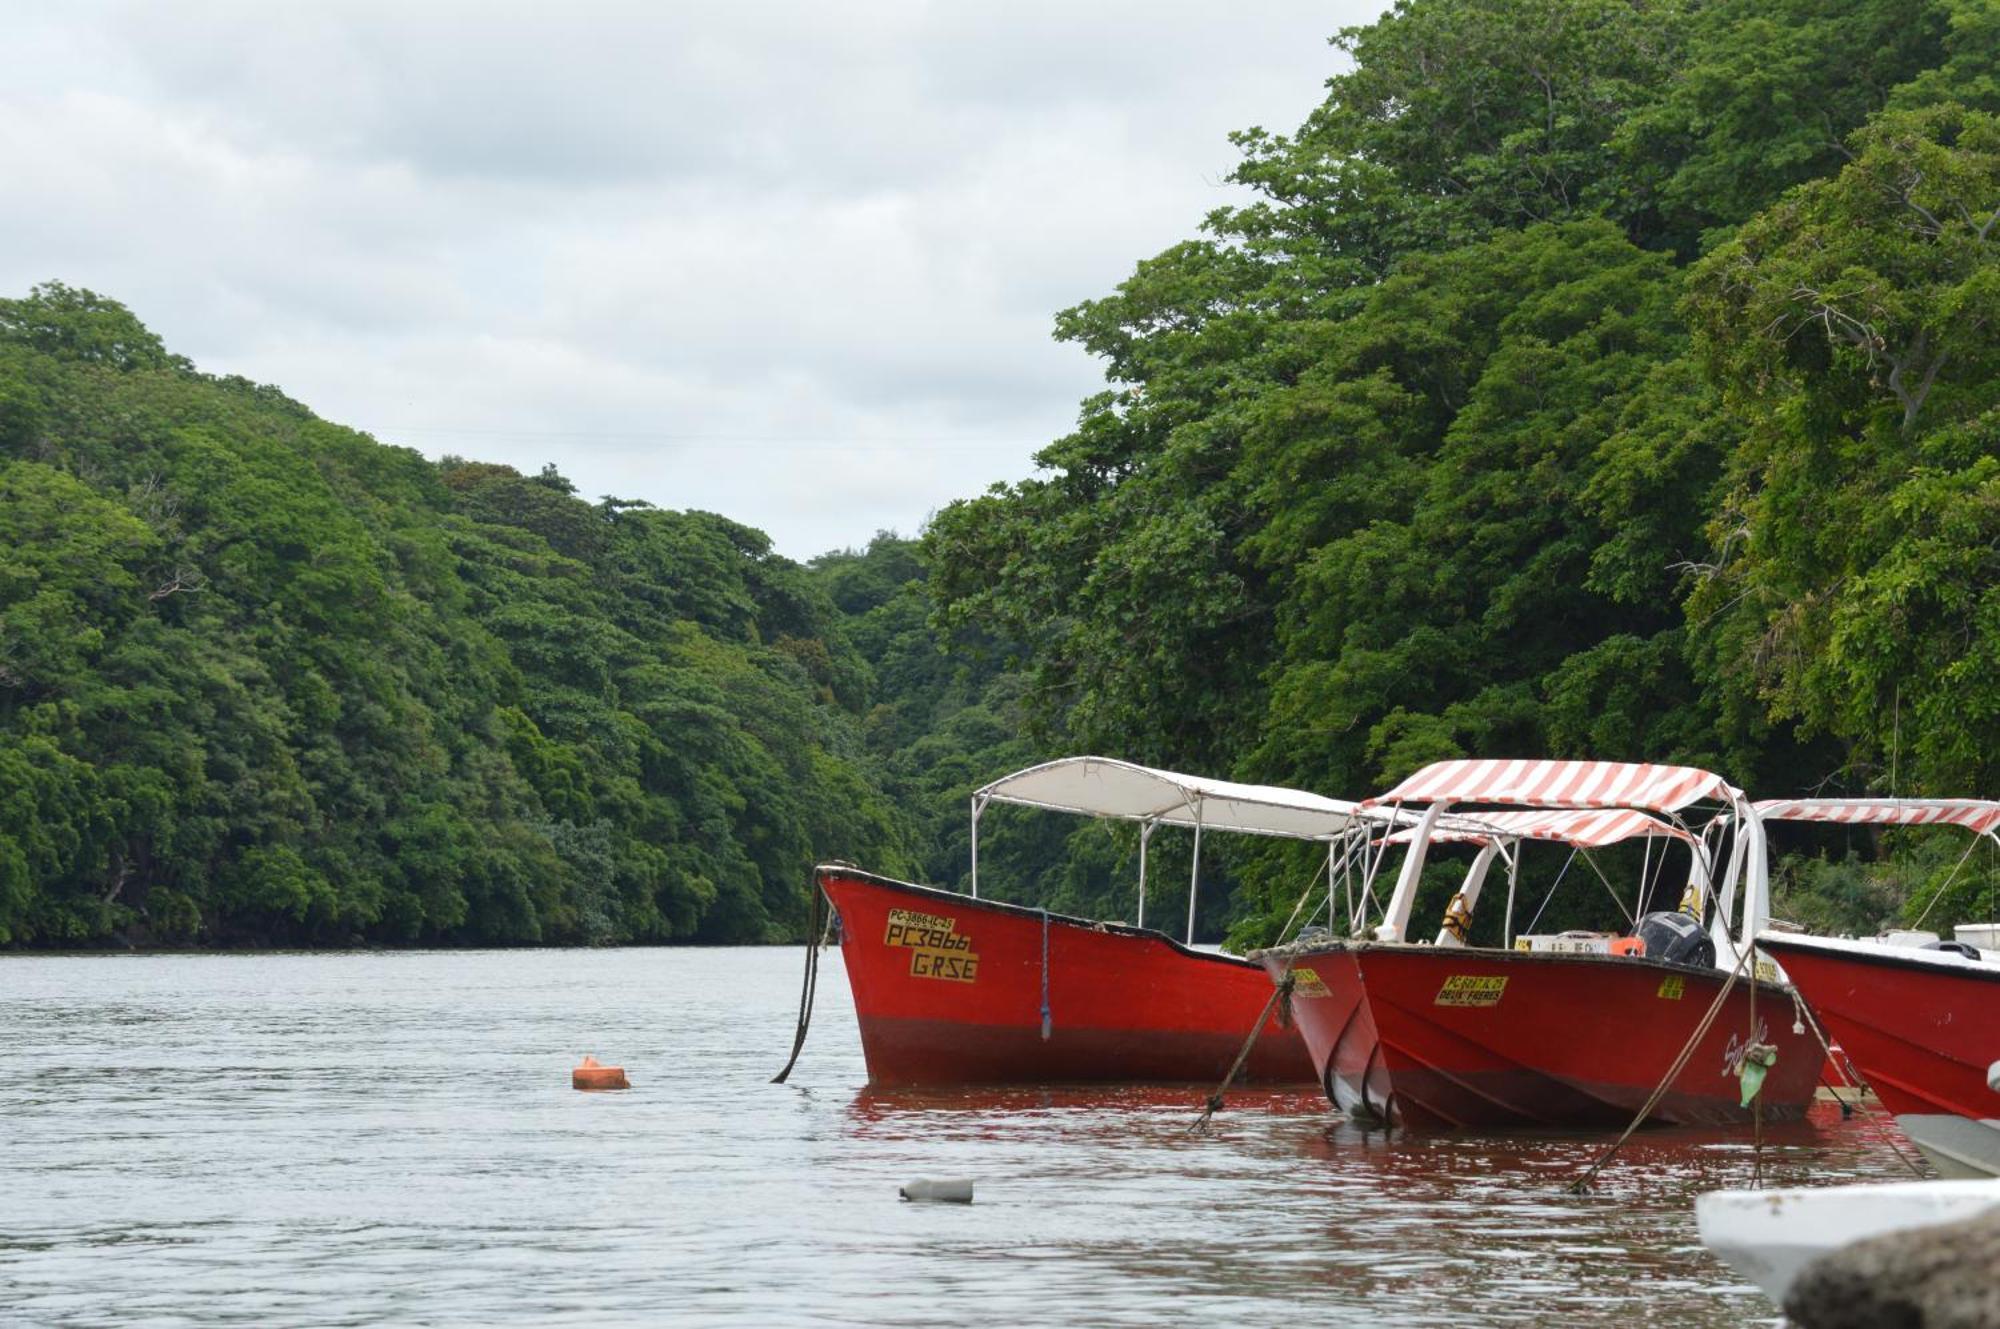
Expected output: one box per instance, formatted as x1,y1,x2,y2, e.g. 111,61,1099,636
1762,934,2000,1178
1264,942,1820,1130
817,866,1314,1087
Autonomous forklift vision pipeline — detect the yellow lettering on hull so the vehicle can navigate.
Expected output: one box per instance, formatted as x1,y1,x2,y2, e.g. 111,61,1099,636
1434,974,1508,1007
885,907,980,983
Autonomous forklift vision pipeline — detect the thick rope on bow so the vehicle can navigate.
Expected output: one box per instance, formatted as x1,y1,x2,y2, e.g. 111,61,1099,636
1566,942,1754,1193
771,878,829,1084
1188,973,1295,1135
1785,980,1930,1177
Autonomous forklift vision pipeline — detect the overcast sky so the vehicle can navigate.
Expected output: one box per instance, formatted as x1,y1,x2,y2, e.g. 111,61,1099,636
2,2,1380,558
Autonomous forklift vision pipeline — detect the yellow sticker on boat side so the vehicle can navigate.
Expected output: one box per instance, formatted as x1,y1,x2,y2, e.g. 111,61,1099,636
884,907,980,983
1657,975,1685,1000
1291,967,1332,998
1434,974,1507,1007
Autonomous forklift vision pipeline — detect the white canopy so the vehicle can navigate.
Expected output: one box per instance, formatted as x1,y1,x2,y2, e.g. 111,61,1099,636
974,755,1366,841
968,756,1373,941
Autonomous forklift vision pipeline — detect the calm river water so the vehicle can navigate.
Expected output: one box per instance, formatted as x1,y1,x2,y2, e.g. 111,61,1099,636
1,946,1915,1326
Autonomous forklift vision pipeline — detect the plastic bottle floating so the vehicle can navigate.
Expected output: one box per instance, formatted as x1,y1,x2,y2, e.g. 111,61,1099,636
572,1055,631,1091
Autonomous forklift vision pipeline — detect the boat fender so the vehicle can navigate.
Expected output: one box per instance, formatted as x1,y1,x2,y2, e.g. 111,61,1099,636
1989,1061,2000,1094
1634,911,1715,969
572,1055,631,1091
900,1178,974,1203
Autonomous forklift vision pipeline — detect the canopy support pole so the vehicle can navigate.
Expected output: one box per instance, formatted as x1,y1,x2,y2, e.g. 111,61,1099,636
1186,816,1203,945
1379,803,1447,941
1502,841,1521,949
969,795,985,898
1138,821,1157,929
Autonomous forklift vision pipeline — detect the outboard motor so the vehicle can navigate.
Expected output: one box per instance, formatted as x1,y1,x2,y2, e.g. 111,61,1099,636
1634,910,1715,969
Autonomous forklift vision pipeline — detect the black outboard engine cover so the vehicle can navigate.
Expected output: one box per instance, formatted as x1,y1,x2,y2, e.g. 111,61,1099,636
1634,910,1715,969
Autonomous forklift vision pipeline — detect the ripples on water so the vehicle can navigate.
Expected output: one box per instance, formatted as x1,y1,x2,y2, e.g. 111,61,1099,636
0,948,1916,1325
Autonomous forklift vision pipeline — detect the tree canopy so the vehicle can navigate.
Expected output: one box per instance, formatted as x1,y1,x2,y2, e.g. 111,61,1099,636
6,0,1996,948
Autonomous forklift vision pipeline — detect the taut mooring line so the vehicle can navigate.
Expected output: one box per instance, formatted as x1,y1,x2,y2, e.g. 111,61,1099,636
1188,973,1295,1135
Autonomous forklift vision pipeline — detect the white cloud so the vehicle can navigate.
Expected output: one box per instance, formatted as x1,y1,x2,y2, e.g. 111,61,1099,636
0,0,1380,556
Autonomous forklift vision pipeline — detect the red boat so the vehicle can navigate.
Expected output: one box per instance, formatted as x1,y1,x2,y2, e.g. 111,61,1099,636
1261,759,1821,1129
1755,797,2000,1178
818,757,1364,1086
820,866,1314,1085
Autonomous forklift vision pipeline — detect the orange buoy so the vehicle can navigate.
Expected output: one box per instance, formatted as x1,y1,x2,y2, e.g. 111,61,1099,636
572,1055,631,1091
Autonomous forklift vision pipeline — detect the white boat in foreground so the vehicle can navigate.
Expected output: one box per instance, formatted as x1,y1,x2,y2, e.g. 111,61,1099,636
1697,1178,2000,1305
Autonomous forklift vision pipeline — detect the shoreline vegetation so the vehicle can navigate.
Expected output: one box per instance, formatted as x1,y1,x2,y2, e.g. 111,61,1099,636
4,0,1997,952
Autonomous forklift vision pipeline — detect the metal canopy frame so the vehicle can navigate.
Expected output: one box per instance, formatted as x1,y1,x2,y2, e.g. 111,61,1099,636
966,756,1371,944
1358,759,1760,961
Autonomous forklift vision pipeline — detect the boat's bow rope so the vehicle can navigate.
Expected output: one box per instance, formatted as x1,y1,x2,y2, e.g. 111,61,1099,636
1187,972,1296,1135
771,878,830,1085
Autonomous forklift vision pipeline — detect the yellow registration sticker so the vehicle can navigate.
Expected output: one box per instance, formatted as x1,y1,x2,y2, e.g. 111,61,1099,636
884,907,980,983
1435,974,1507,1007
1291,966,1331,998
1657,975,1685,1000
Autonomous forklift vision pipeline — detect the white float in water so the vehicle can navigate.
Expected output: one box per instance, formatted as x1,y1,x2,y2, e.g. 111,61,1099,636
900,1178,974,1203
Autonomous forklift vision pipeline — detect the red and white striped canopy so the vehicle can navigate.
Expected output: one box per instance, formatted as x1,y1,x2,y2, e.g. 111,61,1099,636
1364,759,1738,814
1754,798,2000,836
1409,808,1696,848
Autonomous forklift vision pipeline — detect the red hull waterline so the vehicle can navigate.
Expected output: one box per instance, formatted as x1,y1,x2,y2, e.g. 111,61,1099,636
1762,934,2000,1178
817,866,1314,1087
1264,943,1821,1130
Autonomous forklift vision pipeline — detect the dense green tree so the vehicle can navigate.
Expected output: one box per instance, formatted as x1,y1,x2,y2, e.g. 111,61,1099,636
0,284,912,947
6,0,1993,949
923,0,1997,942
1684,106,2000,794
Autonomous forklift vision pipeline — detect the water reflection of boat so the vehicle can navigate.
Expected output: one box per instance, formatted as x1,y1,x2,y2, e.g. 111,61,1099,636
1260,759,1820,1130
819,757,1368,1087
844,1082,1325,1122
1754,796,2000,1179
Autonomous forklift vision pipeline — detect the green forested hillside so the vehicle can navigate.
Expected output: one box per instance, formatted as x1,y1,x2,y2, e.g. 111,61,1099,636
3,0,1996,948
921,0,2000,938
0,284,911,945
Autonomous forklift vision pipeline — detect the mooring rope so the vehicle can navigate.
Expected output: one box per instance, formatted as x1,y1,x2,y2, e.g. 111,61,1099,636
1275,845,1340,947
1750,957,1764,1188
1521,847,1582,938
771,878,829,1085
1785,980,1930,1178
1039,908,1053,1041
1909,832,1985,930
1565,941,1755,1193
1187,973,1295,1135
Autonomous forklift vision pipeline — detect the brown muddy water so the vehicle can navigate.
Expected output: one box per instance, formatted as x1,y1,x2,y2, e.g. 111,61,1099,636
1,947,1916,1325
